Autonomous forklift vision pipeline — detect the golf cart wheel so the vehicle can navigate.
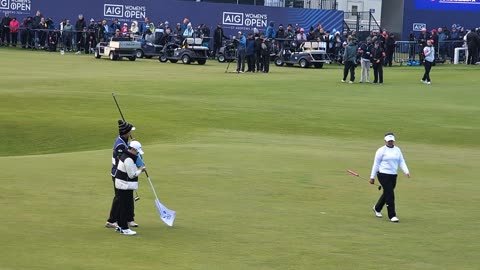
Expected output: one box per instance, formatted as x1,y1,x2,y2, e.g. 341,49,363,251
170,59,178,63
218,55,225,63
299,59,310,68
94,49,101,59
197,59,206,65
274,57,284,66
128,56,136,61
135,49,144,58
314,63,324,69
109,52,116,61
159,55,168,62
182,54,191,64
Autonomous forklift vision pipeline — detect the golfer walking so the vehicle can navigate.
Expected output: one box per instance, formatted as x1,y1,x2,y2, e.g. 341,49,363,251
341,36,358,83
421,39,435,85
370,133,410,222
115,140,145,235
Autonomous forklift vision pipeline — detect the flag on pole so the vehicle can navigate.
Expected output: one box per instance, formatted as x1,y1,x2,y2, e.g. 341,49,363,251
155,198,176,227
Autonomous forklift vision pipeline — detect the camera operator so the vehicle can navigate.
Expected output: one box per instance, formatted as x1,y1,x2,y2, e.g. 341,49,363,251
235,31,246,73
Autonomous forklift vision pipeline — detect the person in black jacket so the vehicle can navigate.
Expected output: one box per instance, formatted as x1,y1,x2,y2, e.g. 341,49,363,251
114,140,145,236
466,29,480,65
213,24,228,59
260,36,271,73
74,14,86,52
385,33,396,67
371,41,385,84
1,13,12,46
254,34,263,72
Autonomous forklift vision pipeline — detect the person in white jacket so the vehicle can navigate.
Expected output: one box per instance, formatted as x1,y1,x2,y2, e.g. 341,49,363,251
370,133,410,222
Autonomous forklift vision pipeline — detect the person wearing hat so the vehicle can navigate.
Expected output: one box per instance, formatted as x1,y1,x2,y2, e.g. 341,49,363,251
213,24,228,59
341,35,358,83
370,133,410,223
421,39,435,85
371,40,385,84
114,140,146,235
106,120,139,229
235,31,247,73
358,37,373,83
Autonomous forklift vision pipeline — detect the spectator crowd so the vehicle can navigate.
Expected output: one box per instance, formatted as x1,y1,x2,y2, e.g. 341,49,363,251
1,10,479,65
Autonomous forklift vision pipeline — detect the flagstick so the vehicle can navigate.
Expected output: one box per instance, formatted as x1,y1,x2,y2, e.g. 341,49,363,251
144,170,159,201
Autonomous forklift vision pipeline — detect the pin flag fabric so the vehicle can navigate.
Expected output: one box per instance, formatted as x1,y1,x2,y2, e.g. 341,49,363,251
146,173,176,227
155,198,176,227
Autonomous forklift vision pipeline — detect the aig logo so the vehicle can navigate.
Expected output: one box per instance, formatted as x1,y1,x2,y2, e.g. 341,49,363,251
104,4,124,17
0,0,10,9
412,23,426,31
223,12,243,26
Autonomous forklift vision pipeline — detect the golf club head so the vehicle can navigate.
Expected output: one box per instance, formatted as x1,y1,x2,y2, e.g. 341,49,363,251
134,196,140,202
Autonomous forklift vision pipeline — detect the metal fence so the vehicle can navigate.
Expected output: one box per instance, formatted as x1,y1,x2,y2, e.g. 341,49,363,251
393,40,466,65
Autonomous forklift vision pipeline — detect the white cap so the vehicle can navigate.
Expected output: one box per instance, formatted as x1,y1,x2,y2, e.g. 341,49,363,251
384,134,395,142
129,141,144,155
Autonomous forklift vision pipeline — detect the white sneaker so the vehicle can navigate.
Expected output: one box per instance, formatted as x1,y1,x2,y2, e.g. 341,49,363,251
372,206,382,218
426,81,431,85
390,217,399,223
105,222,118,228
420,79,425,83
341,80,346,83
349,81,354,84
120,229,137,235
128,221,139,227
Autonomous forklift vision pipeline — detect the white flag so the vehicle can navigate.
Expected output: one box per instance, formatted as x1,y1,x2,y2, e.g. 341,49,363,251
155,198,176,227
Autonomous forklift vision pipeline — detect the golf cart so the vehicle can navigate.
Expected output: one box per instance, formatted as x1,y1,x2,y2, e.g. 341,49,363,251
217,40,236,63
274,41,330,68
94,37,141,61
135,41,164,59
159,37,208,65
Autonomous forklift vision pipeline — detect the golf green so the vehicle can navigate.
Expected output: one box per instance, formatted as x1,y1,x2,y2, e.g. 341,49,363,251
1,49,479,270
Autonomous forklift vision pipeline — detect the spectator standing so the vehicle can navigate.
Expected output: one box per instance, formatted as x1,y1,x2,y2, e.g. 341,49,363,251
385,33,396,67
213,24,228,59
261,35,271,73
421,39,435,85
183,23,193,39
1,13,12,46
246,33,256,72
235,31,246,73
371,40,385,84
75,14,86,49
255,34,263,72
417,28,430,61
466,29,480,65
266,21,275,39
437,27,447,61
359,37,373,83
63,20,74,51
9,17,19,47
341,36,358,83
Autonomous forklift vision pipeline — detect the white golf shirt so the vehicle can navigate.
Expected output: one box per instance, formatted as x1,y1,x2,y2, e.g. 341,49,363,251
370,145,409,179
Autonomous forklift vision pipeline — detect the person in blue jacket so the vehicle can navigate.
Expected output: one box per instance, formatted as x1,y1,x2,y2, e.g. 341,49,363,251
235,31,247,73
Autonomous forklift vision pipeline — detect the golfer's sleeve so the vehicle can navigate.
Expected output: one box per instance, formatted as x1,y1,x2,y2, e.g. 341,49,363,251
370,148,382,179
398,150,409,175
124,158,143,179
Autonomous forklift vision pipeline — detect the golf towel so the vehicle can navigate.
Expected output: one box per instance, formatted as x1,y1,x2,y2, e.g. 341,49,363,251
155,198,176,227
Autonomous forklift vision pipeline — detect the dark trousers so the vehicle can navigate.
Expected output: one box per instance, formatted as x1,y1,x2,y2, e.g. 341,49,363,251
372,61,383,83
213,43,221,58
236,49,246,72
2,27,10,44
375,173,398,219
343,61,356,82
255,51,262,71
262,53,270,72
467,46,478,65
108,177,134,223
422,61,432,82
385,49,394,66
118,189,134,230
11,32,18,46
246,54,255,72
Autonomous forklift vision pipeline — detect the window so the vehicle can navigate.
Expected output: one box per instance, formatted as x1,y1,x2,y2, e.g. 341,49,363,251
352,5,358,15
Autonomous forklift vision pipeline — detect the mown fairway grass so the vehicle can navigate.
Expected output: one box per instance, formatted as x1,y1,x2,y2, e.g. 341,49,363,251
1,48,479,270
